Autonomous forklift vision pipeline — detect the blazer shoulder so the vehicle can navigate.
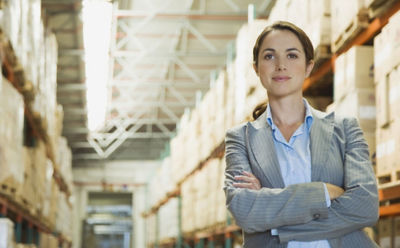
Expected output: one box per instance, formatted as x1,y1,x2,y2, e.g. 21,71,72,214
226,122,249,138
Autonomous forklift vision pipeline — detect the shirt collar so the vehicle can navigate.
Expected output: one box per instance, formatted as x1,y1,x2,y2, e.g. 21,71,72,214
266,98,314,132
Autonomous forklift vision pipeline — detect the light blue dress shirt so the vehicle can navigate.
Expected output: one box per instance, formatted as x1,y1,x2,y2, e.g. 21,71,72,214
267,100,331,248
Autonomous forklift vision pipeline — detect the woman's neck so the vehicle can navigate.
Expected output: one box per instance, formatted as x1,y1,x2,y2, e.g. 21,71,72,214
268,96,306,126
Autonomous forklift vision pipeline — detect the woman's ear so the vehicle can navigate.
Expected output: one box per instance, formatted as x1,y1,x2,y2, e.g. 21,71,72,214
305,60,314,78
253,63,258,76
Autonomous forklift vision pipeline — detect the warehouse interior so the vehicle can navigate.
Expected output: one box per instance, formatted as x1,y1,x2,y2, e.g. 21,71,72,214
1,0,400,247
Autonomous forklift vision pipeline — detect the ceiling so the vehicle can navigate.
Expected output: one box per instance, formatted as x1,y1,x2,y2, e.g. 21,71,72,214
42,0,275,167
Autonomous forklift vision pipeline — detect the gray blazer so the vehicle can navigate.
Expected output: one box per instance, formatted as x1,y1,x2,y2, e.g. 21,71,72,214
224,107,379,248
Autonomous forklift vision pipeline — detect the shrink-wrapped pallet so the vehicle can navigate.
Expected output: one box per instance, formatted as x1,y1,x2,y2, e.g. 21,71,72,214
214,71,228,144
225,63,237,131
145,214,156,245
234,20,268,123
216,159,227,224
0,78,24,193
181,176,196,233
205,159,221,227
2,0,21,53
56,192,72,239
0,218,15,248
57,137,73,191
159,198,179,241
170,132,186,186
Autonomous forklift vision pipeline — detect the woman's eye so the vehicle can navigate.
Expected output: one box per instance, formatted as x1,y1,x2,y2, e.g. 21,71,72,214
287,53,298,59
264,54,273,60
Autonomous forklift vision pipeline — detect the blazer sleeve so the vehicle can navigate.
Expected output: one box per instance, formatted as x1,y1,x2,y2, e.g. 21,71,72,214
276,117,379,243
224,124,329,233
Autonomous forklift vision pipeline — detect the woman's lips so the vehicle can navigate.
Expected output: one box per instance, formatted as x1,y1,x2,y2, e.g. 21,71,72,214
272,76,291,82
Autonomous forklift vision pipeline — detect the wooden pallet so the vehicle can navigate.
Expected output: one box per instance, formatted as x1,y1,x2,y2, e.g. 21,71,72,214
332,9,369,54
367,0,398,19
377,170,400,188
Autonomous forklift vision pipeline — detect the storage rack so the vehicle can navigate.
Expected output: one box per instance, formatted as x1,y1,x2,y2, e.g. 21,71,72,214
141,1,400,247
0,32,72,246
0,195,72,247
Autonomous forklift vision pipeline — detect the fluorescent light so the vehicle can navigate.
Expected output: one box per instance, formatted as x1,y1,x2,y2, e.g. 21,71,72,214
82,0,113,131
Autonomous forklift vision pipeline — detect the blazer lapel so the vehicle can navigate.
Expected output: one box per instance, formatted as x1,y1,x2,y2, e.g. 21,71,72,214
309,108,335,182
248,111,285,188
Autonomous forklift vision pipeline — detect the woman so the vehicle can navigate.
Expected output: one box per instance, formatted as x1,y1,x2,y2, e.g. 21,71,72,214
224,21,379,247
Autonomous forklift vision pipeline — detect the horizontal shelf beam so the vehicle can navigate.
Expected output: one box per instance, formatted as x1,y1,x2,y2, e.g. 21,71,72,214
380,203,400,217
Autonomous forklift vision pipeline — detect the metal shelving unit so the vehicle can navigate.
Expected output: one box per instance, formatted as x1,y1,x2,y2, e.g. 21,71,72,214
0,195,71,247
0,28,72,246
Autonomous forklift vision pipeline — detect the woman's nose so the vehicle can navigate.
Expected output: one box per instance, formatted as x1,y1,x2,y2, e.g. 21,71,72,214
276,63,286,71
275,58,286,71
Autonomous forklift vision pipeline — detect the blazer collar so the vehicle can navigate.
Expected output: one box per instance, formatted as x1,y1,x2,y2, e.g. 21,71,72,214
248,106,334,187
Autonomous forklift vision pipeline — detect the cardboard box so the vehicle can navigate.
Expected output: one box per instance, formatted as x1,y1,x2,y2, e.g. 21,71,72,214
345,46,374,90
334,53,346,101
376,76,390,128
376,119,400,176
389,66,400,122
333,88,376,133
374,27,392,83
331,0,366,50
388,10,400,72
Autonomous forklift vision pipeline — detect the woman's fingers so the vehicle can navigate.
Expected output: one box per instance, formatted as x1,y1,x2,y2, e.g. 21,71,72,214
233,182,254,189
234,172,261,190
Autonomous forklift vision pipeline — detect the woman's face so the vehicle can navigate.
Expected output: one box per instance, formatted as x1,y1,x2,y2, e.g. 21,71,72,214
254,30,314,99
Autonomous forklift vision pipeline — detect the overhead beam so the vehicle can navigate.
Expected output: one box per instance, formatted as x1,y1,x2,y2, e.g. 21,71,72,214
113,50,225,57
116,10,248,21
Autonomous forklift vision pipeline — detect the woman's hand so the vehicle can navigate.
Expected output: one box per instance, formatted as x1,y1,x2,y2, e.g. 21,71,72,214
233,171,261,190
326,183,344,200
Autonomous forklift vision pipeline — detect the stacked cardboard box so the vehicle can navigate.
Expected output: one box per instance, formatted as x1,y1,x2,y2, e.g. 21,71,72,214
181,159,228,233
148,157,175,209
234,20,267,122
57,137,73,192
181,174,196,233
327,46,376,157
331,0,367,52
374,11,400,182
268,0,331,53
55,192,73,240
145,214,156,246
0,77,24,193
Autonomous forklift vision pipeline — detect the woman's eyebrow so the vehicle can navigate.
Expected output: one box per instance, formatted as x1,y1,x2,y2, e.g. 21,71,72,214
287,48,300,52
261,48,275,53
261,48,300,53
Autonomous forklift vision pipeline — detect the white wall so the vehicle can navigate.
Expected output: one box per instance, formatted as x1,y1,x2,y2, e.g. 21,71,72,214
71,160,161,248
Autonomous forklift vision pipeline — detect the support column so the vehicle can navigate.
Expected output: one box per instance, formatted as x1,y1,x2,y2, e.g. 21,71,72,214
27,223,34,243
15,215,23,243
